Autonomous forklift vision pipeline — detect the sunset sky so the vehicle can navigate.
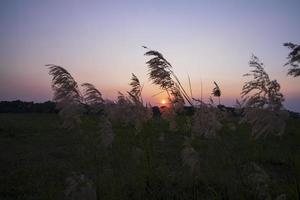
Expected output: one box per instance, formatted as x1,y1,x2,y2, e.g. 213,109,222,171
0,0,299,111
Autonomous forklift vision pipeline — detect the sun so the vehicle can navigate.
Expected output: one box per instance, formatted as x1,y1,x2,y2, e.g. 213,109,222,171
161,99,166,105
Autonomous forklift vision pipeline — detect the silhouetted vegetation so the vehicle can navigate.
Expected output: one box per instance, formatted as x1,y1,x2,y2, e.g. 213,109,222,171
0,100,57,113
284,42,300,77
212,81,221,105
1,44,300,200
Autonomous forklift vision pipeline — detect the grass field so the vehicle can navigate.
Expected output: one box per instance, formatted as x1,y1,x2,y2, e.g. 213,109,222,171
0,113,300,199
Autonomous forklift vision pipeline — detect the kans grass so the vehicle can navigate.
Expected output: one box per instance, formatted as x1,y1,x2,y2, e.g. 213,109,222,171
1,43,300,199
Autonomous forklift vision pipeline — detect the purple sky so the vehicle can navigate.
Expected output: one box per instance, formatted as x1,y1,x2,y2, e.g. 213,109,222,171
0,0,299,111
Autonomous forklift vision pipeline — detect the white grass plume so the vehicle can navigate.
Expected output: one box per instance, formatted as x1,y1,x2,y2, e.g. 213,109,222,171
242,55,284,110
81,83,104,114
106,74,152,133
241,55,288,139
170,84,185,113
47,65,81,103
283,42,300,77
212,81,221,105
144,48,193,106
128,73,143,104
145,50,174,90
160,102,177,132
158,84,185,132
191,98,222,139
47,64,83,129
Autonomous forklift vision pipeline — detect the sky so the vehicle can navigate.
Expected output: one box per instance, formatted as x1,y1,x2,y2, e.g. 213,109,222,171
0,0,299,111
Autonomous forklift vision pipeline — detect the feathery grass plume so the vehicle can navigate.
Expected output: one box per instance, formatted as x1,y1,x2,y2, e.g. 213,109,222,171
191,98,222,139
241,55,288,139
127,74,152,132
81,83,104,114
156,85,184,132
170,84,185,113
283,42,300,77
65,173,97,200
212,81,221,105
117,91,129,104
242,162,271,200
47,64,84,129
159,84,184,132
106,92,132,126
128,73,143,104
158,85,185,131
145,50,174,89
181,137,201,177
242,55,284,109
144,48,193,106
106,75,152,133
134,103,153,133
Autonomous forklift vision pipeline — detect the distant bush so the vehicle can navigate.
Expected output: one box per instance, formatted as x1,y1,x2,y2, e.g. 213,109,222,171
0,100,58,113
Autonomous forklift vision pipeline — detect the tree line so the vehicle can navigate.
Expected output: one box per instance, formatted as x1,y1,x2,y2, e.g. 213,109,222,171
0,100,57,113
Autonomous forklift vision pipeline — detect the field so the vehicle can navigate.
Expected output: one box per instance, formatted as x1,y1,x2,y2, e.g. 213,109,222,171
0,113,300,200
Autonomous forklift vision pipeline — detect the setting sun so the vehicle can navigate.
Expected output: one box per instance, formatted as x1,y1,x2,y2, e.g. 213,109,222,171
161,99,166,105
